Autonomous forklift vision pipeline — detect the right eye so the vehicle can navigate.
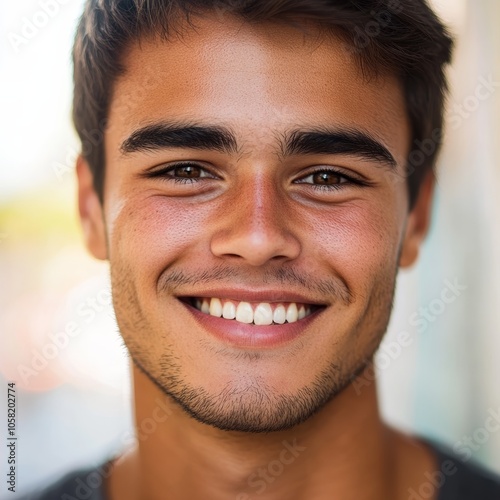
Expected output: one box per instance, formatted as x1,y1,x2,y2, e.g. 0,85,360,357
144,162,217,184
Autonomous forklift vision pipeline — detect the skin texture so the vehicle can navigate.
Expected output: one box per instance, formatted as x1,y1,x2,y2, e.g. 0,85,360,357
77,13,438,500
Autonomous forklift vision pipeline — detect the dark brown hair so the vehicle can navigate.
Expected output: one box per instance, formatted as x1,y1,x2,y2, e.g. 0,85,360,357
72,0,453,209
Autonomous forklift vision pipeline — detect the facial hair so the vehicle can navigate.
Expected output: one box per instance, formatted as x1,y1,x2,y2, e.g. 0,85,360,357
111,255,399,433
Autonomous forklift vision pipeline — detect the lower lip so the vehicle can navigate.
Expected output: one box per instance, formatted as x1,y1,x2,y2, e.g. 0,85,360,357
180,300,325,349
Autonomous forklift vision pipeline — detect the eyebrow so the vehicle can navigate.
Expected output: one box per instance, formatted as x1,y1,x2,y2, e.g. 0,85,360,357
120,121,238,156
282,127,397,168
120,121,397,169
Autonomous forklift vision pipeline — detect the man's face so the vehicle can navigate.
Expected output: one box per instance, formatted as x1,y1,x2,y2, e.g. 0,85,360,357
81,15,428,432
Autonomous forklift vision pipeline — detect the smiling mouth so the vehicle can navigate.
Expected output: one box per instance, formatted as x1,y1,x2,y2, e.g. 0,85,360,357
181,297,324,326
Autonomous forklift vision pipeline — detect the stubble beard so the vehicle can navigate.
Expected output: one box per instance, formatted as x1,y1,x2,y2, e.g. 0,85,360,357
111,259,399,434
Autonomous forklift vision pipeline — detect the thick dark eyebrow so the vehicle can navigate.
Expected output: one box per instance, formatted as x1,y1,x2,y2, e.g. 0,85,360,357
280,127,397,169
120,121,239,156
120,121,397,169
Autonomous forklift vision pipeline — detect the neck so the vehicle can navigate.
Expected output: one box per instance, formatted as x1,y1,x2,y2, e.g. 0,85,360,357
107,363,437,500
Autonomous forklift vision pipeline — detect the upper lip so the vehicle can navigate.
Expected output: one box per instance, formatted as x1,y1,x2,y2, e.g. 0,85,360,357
176,288,328,306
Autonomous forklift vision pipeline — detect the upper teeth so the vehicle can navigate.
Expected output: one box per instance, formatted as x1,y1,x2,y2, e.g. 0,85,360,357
195,298,311,325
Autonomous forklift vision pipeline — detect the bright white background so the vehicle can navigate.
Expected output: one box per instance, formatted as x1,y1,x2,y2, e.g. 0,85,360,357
0,0,499,496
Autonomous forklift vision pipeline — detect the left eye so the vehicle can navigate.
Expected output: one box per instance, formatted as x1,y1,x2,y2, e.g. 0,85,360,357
295,169,360,190
301,171,346,186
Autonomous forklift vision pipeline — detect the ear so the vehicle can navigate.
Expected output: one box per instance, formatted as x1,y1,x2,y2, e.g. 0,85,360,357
398,171,436,268
76,156,108,260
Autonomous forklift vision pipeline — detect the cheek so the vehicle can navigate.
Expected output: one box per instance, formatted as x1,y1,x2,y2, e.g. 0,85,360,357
107,189,404,297
107,194,211,282
306,202,402,292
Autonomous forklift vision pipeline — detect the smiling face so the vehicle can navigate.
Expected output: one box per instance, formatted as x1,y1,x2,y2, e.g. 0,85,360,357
78,14,433,432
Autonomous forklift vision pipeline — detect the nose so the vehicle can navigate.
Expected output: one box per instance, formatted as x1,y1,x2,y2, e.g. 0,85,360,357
210,175,301,266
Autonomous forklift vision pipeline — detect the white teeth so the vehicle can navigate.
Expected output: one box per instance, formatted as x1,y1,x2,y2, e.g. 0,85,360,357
201,299,210,314
209,298,222,317
298,305,306,320
253,303,273,326
222,301,236,319
273,305,287,324
286,303,298,323
235,302,254,324
193,298,315,325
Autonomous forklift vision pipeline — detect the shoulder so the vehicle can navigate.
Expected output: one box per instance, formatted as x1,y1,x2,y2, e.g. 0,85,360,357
424,439,500,500
17,460,112,500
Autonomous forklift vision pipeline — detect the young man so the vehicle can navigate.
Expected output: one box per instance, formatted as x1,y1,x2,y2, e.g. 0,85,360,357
22,0,500,499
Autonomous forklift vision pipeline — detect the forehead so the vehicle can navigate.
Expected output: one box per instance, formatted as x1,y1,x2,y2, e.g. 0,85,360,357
106,14,410,162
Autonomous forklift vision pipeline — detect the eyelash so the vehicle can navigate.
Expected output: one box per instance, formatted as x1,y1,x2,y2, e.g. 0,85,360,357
296,168,366,191
144,162,367,191
144,162,215,184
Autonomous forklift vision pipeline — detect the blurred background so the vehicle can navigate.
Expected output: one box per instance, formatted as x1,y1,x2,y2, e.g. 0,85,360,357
0,0,499,496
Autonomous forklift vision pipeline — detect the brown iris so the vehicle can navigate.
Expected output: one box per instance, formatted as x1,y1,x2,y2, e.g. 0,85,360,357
174,164,202,178
312,171,342,185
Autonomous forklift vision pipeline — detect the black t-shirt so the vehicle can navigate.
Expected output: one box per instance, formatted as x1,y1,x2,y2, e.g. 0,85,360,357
422,440,500,499
16,441,500,499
